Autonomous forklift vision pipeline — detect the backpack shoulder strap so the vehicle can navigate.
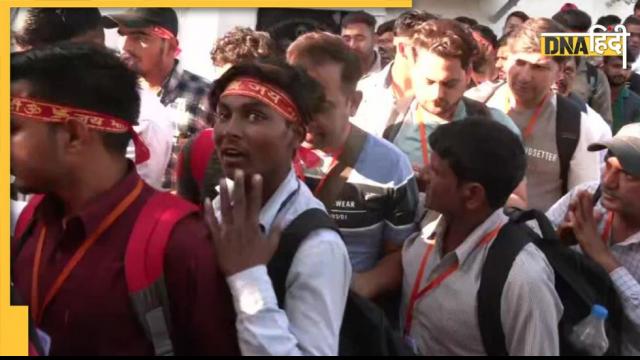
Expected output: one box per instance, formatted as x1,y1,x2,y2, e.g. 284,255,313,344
478,220,533,356
556,95,581,195
462,96,493,118
190,128,216,187
315,126,367,208
125,191,199,356
586,62,598,100
267,208,340,308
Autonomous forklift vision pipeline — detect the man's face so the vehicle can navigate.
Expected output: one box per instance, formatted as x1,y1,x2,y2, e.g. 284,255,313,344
423,152,465,215
377,31,395,65
118,26,170,77
10,81,67,194
411,49,469,118
213,93,302,181
495,45,509,81
601,156,640,218
602,57,630,87
300,62,358,150
503,16,524,36
507,51,560,107
341,23,376,69
554,58,578,96
627,23,640,58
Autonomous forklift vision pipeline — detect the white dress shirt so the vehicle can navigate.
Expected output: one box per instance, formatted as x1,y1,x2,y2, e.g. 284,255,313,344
401,209,563,355
213,169,352,355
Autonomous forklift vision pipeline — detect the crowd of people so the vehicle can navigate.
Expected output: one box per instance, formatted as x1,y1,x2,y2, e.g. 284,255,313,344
8,3,640,356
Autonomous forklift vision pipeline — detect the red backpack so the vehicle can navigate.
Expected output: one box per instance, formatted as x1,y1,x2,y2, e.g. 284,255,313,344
13,191,199,356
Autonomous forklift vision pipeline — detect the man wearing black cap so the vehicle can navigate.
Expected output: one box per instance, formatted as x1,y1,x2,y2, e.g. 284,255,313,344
104,8,211,191
547,123,640,355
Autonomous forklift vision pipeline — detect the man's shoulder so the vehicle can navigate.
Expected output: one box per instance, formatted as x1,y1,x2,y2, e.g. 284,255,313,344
356,134,414,184
178,68,211,91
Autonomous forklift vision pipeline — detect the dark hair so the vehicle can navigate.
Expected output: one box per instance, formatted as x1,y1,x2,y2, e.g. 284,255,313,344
11,43,140,157
210,27,276,67
411,19,478,69
624,15,640,27
497,32,510,48
508,18,568,65
429,117,526,210
454,16,478,27
15,8,102,48
376,19,395,36
209,59,325,128
603,47,638,66
635,0,640,12
286,31,362,93
341,11,376,32
552,9,592,32
506,11,530,24
471,24,498,49
596,15,622,29
394,10,438,37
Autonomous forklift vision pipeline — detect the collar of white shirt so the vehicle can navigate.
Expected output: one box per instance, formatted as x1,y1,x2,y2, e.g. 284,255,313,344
426,208,509,265
213,169,299,234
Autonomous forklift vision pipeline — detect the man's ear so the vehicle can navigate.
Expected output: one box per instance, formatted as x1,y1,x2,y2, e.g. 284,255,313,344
463,182,487,211
61,118,92,156
349,90,363,117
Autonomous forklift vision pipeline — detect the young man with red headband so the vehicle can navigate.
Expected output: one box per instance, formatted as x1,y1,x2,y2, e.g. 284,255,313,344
104,8,211,191
286,32,418,302
401,118,562,355
546,123,640,355
203,60,351,355
10,44,238,356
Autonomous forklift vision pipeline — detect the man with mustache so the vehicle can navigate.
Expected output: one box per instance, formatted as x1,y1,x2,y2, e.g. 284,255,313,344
546,123,640,355
104,8,211,191
478,18,604,211
386,19,525,210
602,51,640,135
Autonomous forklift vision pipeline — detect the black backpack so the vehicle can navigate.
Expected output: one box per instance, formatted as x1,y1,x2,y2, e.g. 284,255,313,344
268,208,415,356
478,208,624,355
383,94,580,196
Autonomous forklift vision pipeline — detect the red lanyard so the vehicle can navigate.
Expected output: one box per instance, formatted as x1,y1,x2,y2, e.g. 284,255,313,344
31,179,144,325
417,110,429,168
601,211,614,244
313,125,350,196
404,223,503,337
505,92,549,140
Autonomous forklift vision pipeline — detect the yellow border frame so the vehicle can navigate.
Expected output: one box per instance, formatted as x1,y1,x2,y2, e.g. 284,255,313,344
1,0,411,355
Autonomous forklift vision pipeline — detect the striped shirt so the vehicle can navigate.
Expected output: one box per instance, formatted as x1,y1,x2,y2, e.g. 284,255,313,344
305,133,419,272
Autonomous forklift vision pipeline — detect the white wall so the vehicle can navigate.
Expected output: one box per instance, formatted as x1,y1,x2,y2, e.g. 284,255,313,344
12,2,638,80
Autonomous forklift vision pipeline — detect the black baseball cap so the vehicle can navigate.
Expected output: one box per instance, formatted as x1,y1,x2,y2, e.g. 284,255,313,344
102,8,178,37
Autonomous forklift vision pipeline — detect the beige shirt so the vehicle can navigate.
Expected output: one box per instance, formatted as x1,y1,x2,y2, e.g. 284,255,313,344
401,209,563,355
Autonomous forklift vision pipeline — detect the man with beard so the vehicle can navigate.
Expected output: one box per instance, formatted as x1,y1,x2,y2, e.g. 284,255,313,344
386,19,525,209
474,18,604,211
341,11,382,80
376,19,396,68
546,123,640,355
602,51,640,135
104,8,210,190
